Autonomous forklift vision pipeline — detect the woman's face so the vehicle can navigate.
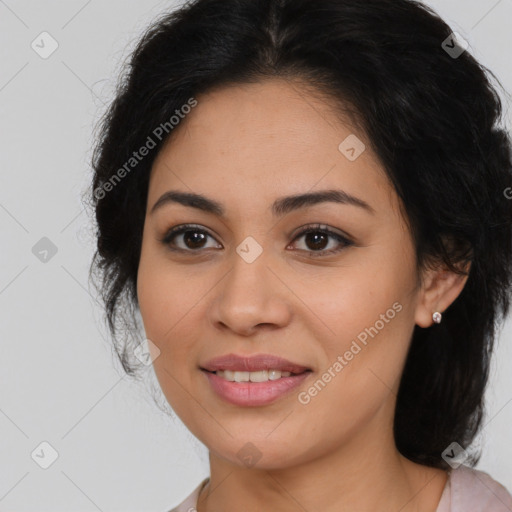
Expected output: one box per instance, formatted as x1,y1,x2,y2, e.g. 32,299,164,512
137,78,429,469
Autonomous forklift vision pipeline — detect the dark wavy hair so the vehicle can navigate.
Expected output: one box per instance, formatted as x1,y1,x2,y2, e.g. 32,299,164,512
86,0,512,470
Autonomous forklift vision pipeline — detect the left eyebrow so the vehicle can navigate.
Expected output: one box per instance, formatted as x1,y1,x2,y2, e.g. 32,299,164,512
150,189,376,217
272,189,375,216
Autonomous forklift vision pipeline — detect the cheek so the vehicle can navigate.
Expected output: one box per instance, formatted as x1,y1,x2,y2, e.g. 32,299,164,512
136,247,220,415
291,249,416,409
290,289,412,458
137,244,198,344
291,257,412,350
137,253,202,421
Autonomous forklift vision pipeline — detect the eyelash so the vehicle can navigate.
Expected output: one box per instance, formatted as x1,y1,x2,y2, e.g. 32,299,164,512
160,223,354,257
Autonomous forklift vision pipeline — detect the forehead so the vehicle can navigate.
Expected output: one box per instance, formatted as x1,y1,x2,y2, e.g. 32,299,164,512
149,78,397,218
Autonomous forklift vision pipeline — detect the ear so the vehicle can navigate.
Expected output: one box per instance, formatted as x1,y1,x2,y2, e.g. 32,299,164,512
414,261,471,328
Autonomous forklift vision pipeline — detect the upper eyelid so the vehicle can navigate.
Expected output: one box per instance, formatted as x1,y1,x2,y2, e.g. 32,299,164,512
162,223,353,247
164,223,349,238
162,223,218,242
290,223,352,241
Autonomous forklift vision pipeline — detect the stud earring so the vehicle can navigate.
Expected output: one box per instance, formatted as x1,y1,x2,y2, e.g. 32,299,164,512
432,311,442,324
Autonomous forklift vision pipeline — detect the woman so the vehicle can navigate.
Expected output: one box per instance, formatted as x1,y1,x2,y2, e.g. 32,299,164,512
88,0,512,510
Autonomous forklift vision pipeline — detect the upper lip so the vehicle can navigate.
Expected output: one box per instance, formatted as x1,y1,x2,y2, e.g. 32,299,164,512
200,353,311,374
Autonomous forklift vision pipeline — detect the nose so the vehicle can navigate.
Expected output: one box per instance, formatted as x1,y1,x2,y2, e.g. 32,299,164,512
208,249,293,337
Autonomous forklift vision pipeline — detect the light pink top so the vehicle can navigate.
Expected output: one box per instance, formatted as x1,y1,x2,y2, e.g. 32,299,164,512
167,465,512,512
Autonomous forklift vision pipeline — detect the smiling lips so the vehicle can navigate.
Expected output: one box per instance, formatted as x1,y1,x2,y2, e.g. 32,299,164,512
201,353,311,373
200,353,312,406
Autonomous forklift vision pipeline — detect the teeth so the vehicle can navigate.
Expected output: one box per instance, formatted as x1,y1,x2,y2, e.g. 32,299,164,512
216,369,293,382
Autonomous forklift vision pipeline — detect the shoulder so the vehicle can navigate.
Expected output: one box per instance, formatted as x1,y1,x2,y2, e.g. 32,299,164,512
165,477,210,512
448,465,512,511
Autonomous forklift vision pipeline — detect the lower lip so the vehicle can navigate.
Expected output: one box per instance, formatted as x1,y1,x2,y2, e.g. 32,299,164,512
202,370,311,407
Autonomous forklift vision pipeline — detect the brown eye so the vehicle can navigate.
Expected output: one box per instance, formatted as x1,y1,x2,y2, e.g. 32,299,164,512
161,224,221,252
303,232,329,251
181,230,208,249
289,224,354,257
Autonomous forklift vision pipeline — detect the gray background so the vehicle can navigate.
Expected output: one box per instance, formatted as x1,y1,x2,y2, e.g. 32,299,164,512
0,0,511,510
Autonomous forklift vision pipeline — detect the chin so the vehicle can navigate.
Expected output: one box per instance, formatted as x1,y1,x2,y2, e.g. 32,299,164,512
203,432,313,470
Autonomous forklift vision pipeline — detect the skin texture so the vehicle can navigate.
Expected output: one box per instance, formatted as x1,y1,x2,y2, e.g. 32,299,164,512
136,78,469,511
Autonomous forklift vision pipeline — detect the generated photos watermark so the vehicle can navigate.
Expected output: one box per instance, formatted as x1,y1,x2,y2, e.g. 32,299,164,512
298,301,403,405
93,97,198,200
